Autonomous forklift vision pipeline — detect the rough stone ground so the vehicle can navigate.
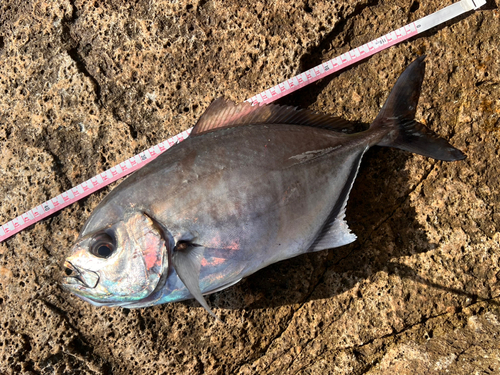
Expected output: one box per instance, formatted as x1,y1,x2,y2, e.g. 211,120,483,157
0,0,499,373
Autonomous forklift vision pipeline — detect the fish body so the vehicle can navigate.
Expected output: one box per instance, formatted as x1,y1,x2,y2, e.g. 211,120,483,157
63,56,465,315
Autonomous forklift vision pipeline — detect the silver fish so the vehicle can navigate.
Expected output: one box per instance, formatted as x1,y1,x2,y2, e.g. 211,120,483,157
63,56,465,317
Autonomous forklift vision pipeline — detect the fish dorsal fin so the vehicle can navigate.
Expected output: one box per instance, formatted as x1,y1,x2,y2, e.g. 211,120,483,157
171,244,220,320
309,147,368,252
191,98,357,136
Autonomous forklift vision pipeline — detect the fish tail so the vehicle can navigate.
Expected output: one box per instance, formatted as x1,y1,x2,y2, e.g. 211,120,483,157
370,55,465,161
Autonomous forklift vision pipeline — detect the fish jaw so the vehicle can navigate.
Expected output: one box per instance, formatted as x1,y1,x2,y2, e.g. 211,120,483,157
63,212,168,307
63,260,99,289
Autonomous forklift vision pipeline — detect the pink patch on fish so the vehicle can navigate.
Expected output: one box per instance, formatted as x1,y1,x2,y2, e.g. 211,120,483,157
201,257,226,267
207,234,240,251
141,232,163,270
226,240,240,251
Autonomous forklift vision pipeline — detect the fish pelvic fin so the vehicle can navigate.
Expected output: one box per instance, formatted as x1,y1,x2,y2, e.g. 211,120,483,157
171,243,221,321
371,55,466,162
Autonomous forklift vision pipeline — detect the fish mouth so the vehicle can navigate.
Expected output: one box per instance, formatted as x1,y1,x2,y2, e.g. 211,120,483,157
63,261,100,289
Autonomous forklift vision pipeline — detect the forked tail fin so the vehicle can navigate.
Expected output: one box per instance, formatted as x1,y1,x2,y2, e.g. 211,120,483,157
371,55,466,161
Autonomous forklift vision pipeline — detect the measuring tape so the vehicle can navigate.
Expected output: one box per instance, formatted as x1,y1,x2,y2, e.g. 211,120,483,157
0,0,485,243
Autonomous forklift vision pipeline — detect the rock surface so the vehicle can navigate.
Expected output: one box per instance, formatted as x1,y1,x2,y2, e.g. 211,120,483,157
1,0,499,374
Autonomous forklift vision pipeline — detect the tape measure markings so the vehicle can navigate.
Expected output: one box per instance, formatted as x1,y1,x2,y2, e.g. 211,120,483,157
0,128,192,240
0,0,486,243
247,23,419,106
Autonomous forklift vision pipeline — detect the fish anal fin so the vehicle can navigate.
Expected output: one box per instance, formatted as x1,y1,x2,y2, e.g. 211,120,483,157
310,217,357,252
191,98,358,136
310,147,367,252
171,244,220,321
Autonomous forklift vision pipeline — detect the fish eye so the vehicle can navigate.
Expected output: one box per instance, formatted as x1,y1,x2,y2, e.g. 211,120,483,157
90,232,116,259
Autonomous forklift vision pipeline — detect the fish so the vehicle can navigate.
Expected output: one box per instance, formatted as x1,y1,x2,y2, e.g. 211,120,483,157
62,56,465,317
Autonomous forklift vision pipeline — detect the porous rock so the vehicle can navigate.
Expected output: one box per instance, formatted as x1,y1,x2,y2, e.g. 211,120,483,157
0,0,499,373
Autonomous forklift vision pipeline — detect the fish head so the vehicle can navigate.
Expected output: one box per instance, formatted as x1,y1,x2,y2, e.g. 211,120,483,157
62,212,167,306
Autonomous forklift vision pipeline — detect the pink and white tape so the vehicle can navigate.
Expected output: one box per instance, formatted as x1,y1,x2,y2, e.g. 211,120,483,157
0,0,485,243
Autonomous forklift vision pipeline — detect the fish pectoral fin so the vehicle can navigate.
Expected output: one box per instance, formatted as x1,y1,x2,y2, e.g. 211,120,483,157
204,278,242,295
171,244,220,321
